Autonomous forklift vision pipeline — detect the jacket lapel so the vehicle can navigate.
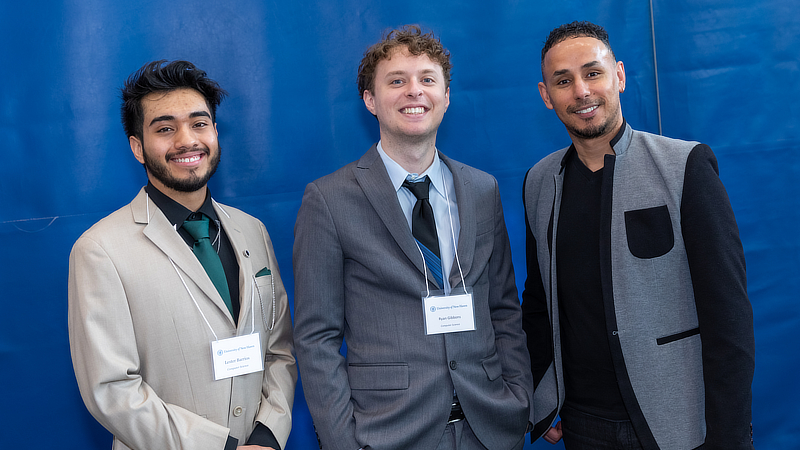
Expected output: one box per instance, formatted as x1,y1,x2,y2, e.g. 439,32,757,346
354,145,435,285
214,201,255,333
441,154,475,289
132,189,236,327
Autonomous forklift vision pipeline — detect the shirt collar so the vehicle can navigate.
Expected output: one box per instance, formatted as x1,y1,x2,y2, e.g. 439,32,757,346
376,141,445,200
144,182,219,227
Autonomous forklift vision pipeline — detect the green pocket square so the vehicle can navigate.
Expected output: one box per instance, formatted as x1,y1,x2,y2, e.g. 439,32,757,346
255,267,271,277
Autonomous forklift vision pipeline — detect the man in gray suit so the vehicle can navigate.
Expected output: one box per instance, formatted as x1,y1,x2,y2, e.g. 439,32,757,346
293,25,532,450
68,60,296,450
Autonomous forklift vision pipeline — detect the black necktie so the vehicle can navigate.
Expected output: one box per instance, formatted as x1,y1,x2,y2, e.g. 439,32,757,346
403,177,444,286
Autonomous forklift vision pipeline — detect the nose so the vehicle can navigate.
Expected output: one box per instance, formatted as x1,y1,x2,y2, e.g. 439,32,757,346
174,125,199,149
406,79,423,98
573,78,591,99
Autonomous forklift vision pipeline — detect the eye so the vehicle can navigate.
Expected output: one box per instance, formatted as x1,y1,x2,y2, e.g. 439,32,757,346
556,78,571,86
390,79,404,85
156,126,173,133
193,121,209,128
586,71,601,78
422,77,434,83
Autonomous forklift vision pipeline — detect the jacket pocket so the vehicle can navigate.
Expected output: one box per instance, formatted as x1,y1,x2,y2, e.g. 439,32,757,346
481,352,502,381
348,363,409,390
624,205,674,259
656,327,700,345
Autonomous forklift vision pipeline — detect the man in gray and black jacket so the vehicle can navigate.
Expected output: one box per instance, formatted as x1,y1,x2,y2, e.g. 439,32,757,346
522,21,755,450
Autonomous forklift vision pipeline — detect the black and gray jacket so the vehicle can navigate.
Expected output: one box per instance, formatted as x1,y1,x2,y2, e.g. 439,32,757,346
522,122,755,450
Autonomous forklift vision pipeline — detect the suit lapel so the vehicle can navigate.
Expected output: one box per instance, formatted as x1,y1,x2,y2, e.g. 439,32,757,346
354,145,434,283
214,201,255,332
132,189,236,326
441,154,476,289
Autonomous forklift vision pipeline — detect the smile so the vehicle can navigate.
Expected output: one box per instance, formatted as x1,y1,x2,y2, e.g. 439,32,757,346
401,107,426,115
576,105,598,114
172,155,202,163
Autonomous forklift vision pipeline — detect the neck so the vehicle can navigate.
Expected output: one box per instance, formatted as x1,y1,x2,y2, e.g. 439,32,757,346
149,178,208,211
380,136,437,175
570,122,623,172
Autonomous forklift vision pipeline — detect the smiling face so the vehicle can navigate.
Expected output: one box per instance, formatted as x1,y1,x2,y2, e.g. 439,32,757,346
362,47,450,148
538,36,626,143
129,88,220,196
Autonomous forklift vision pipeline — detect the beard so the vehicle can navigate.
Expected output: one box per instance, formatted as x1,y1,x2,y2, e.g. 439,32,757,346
565,98,620,140
142,144,221,193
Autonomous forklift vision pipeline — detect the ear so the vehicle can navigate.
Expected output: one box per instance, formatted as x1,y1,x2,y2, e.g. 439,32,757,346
130,135,145,164
616,61,626,93
538,81,554,110
363,90,377,115
443,86,450,111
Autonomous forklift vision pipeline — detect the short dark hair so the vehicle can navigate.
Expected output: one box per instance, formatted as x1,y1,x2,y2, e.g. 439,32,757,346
357,24,452,99
120,60,227,140
541,21,616,69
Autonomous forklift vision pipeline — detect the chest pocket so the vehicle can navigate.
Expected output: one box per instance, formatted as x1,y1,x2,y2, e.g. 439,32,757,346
624,205,674,259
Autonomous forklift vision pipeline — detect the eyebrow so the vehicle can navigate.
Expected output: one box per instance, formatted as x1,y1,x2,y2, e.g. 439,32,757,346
551,60,602,78
148,111,211,126
384,68,438,78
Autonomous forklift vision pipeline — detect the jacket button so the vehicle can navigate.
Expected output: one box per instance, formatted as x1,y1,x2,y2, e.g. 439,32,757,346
233,406,243,417
449,360,457,370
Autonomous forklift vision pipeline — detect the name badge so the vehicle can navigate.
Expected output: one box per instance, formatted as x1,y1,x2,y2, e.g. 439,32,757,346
423,290,476,335
211,333,264,380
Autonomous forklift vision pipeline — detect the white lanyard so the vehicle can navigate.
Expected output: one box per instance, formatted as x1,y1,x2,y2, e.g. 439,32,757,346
169,258,257,338
416,168,466,297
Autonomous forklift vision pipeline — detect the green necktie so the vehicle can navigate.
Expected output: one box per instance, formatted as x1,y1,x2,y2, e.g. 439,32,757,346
182,214,233,317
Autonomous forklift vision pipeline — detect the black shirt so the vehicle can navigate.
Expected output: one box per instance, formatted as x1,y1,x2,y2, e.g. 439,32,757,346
556,149,628,420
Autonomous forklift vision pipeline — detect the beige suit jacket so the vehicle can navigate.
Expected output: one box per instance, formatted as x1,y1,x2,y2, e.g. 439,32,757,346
69,188,296,450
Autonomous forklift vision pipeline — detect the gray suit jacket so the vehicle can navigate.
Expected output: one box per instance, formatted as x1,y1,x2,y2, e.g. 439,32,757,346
293,145,532,450
68,188,296,450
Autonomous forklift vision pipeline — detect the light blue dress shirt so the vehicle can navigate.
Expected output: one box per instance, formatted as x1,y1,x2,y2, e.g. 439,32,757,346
377,142,461,294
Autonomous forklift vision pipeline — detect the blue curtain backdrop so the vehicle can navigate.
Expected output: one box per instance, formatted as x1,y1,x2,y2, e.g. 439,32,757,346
1,0,797,448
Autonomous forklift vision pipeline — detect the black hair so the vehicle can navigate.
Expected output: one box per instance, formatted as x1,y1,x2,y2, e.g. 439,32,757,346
541,21,616,68
120,60,227,140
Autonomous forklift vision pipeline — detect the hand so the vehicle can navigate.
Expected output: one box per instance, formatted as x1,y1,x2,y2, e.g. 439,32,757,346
237,446,275,450
543,421,563,444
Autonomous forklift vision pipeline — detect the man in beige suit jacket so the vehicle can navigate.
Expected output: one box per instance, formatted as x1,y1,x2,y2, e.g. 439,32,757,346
68,60,296,450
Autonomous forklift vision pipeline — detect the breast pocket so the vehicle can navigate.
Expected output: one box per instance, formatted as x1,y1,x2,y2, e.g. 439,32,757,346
624,205,674,259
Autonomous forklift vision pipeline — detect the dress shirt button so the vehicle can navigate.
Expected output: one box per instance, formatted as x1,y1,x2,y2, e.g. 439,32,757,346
233,406,243,417
449,360,458,370
243,250,250,257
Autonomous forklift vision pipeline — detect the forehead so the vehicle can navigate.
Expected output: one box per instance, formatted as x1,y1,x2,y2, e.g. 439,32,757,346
141,88,209,119
375,47,444,76
543,36,614,75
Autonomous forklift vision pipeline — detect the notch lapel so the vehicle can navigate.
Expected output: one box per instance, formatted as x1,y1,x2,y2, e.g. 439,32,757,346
132,189,236,326
214,201,255,333
354,145,440,287
441,154,476,290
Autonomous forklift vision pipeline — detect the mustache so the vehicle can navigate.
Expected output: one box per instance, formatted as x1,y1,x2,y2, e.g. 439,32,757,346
165,145,211,160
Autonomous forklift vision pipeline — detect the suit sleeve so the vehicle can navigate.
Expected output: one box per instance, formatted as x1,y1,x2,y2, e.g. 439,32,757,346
253,221,297,449
681,144,755,449
292,181,361,450
520,171,557,435
486,179,534,415
68,236,230,450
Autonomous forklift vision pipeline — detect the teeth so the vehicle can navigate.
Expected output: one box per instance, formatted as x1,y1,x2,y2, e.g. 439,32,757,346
174,155,201,163
403,107,425,114
576,105,598,114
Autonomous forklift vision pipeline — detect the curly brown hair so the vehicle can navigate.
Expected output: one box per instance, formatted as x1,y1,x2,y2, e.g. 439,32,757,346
357,24,452,99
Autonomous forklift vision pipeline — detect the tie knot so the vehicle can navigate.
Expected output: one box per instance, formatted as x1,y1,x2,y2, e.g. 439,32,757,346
183,214,211,241
402,176,431,201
